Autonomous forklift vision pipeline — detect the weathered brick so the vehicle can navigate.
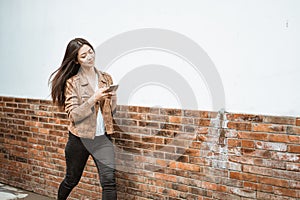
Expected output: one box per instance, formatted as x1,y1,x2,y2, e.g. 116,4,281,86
286,162,300,172
227,122,252,131
263,116,295,125
241,148,272,158
230,187,256,198
1,96,299,200
271,151,300,162
258,176,289,187
227,139,241,147
238,131,269,141
286,126,300,135
273,169,300,180
273,186,298,198
195,118,211,126
155,173,177,182
226,113,263,122
128,113,146,120
243,165,273,176
252,123,286,133
255,141,287,151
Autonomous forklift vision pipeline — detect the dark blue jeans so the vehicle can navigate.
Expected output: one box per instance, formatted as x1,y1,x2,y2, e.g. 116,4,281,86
57,132,117,200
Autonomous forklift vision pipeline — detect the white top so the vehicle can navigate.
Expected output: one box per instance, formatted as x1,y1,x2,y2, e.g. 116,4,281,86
95,74,105,136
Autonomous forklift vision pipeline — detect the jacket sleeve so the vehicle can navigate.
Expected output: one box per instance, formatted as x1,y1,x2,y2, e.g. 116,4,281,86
64,78,95,123
103,72,117,113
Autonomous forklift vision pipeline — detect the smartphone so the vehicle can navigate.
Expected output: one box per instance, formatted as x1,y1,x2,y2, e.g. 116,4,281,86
105,84,119,93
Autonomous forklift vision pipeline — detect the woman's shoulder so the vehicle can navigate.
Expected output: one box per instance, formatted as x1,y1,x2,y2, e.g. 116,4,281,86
97,70,113,83
66,74,80,84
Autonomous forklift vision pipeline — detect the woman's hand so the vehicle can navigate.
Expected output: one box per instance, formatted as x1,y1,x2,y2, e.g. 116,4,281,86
93,87,110,102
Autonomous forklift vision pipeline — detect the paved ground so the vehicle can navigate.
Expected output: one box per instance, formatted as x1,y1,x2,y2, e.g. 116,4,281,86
0,183,53,200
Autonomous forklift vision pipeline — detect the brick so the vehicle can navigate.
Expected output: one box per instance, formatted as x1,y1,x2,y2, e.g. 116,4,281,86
243,165,273,176
228,156,254,165
155,173,177,182
2,97,15,102
226,113,263,122
243,181,258,190
238,131,268,141
288,145,300,153
169,116,182,124
135,106,150,113
227,139,241,147
122,119,138,126
263,116,295,125
177,162,200,172
161,123,182,131
228,162,242,171
286,162,300,171
258,176,289,187
227,122,252,131
195,118,211,126
273,186,298,198
202,181,217,190
230,171,257,182
271,152,300,162
183,125,196,133
181,117,194,125
288,135,300,143
184,110,201,117
252,123,286,133
296,118,300,126
286,126,300,135
253,158,285,170
139,121,160,128
289,180,300,189
230,187,256,198
241,148,272,158
5,103,18,108
241,140,255,148
143,135,165,145
268,134,290,143
257,183,273,193
184,148,200,157
153,130,175,137
212,191,240,200
257,192,290,200
134,142,155,150
147,114,168,122
160,108,183,116
255,141,287,151
273,169,300,181
128,113,146,120
155,145,175,153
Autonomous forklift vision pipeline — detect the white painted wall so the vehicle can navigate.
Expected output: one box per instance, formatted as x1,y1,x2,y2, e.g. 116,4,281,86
0,0,299,117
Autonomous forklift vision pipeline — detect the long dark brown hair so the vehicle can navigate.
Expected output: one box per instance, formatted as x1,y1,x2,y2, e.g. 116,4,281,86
48,38,94,107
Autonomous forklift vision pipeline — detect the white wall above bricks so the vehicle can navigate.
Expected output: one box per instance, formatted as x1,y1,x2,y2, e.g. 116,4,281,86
0,0,299,117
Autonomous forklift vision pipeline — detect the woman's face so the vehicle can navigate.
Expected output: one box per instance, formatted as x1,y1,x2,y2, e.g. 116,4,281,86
77,44,95,68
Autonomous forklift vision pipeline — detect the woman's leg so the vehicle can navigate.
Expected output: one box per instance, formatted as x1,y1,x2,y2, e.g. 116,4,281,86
89,134,117,200
57,132,90,200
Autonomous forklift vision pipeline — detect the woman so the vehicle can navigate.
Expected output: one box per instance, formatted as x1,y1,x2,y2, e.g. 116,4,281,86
49,38,117,200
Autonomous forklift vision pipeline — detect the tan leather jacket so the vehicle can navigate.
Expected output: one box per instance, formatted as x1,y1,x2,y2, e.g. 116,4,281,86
64,68,115,139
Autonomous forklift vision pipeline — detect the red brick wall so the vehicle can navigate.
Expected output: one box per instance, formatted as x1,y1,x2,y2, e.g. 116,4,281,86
0,96,299,199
